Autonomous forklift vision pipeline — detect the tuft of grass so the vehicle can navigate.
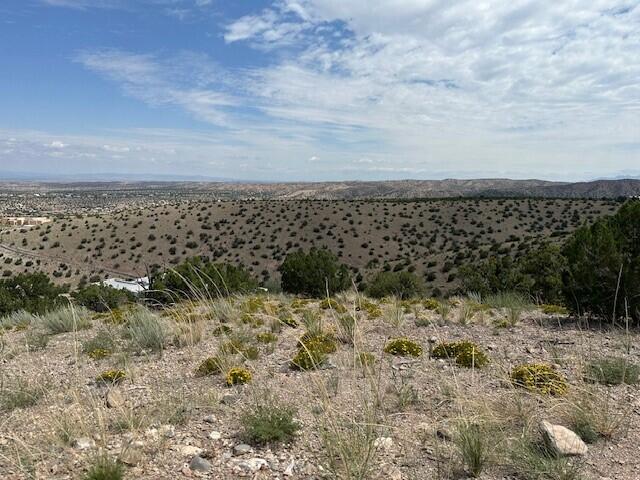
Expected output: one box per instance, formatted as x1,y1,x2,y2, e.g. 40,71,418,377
240,398,300,445
84,454,124,480
125,307,169,353
39,306,91,334
24,329,49,351
585,357,639,385
0,377,43,412
83,328,116,359
0,310,36,330
455,422,490,477
509,438,583,480
195,356,223,377
300,309,323,337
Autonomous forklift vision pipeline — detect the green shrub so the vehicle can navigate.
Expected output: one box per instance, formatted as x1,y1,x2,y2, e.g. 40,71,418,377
212,324,232,336
541,304,569,315
195,357,223,377
431,341,489,368
460,243,565,304
226,367,252,386
290,344,327,370
73,284,134,313
357,352,376,368
510,363,567,395
279,248,350,297
0,378,43,412
83,329,115,359
149,257,257,302
365,271,425,299
423,298,440,310
298,332,337,354
358,299,382,318
39,306,92,334
240,400,299,445
0,272,66,316
256,332,278,344
585,357,639,385
84,454,124,480
383,338,423,357
278,310,298,328
562,200,640,322
96,369,127,385
319,298,347,313
219,339,259,360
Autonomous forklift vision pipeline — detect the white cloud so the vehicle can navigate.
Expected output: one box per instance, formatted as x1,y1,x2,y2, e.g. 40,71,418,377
27,1,640,180
103,144,130,153
47,141,67,148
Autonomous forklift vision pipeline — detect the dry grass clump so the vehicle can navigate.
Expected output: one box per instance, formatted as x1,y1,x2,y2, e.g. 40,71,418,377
0,310,36,331
584,357,639,385
39,306,92,334
0,376,44,412
124,306,170,353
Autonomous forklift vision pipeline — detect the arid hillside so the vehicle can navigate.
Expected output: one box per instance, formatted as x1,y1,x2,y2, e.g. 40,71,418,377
0,198,622,292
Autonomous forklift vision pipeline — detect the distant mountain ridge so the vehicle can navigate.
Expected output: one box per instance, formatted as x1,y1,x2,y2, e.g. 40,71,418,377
1,178,639,199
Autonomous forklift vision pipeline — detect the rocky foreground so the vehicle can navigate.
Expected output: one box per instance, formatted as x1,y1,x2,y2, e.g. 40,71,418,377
1,294,638,479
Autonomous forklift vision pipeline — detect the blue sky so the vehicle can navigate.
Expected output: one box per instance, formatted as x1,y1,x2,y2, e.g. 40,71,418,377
0,0,639,181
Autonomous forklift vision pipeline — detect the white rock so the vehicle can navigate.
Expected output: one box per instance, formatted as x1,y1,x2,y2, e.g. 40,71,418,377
73,437,95,450
105,389,125,408
208,431,222,440
158,424,175,438
233,444,253,456
236,457,268,473
540,421,588,456
177,445,204,457
283,459,295,476
374,437,393,451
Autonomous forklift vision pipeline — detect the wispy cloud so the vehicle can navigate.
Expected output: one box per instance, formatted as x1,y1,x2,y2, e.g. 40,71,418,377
18,1,640,180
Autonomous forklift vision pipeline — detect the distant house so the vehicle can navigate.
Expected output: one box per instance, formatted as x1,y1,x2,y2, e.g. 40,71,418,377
1,216,52,226
101,276,149,294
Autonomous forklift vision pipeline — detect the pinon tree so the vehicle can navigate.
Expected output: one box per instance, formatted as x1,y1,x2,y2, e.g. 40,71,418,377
562,200,640,322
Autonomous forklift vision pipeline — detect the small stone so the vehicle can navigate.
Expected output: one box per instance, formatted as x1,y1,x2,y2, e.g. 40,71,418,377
374,437,393,451
105,389,125,408
203,415,216,424
178,445,204,457
120,446,143,466
540,421,588,456
208,431,222,440
159,424,175,438
233,444,253,456
237,457,268,472
73,437,95,450
189,456,211,473
284,459,295,476
221,394,239,405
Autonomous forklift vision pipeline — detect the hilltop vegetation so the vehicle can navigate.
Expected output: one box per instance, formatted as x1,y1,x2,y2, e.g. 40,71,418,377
0,198,622,296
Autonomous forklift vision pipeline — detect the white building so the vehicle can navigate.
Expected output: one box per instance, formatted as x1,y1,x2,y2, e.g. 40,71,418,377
101,276,149,294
